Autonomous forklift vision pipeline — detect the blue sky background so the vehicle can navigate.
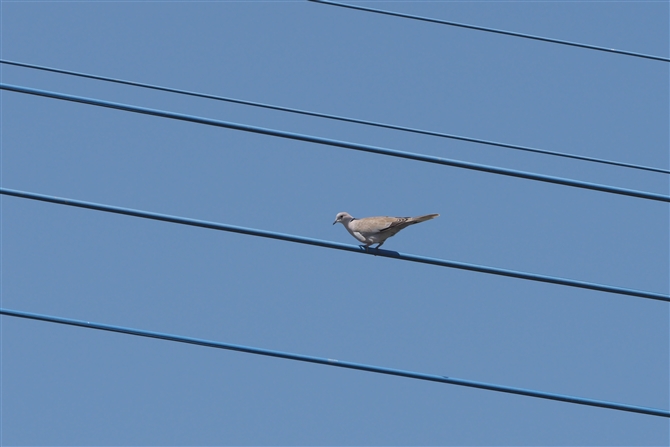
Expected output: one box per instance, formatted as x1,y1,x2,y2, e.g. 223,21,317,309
1,1,668,445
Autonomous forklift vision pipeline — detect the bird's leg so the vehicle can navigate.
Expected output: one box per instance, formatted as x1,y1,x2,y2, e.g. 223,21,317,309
375,242,384,249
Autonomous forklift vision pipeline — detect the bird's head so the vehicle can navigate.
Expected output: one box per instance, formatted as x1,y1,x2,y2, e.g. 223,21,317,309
333,212,353,225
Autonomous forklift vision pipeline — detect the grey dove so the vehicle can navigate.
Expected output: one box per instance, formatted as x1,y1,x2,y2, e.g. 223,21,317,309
333,212,439,249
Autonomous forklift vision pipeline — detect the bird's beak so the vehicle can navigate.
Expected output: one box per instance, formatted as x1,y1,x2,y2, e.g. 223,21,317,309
332,220,337,225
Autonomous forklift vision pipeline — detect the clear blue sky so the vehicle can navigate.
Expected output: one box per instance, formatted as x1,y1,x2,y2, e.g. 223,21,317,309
2,1,668,445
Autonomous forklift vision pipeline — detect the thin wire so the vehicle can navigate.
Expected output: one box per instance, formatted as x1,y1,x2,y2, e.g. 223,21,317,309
2,308,667,418
308,0,670,63
2,59,666,175
2,84,668,203
2,187,668,302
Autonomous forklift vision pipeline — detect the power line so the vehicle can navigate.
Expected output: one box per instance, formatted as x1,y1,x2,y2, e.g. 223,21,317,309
2,307,667,418
308,0,670,63
2,187,668,303
2,59,667,175
2,83,668,203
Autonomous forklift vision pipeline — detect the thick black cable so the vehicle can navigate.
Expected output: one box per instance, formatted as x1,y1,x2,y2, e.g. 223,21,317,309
2,187,668,303
1,84,668,203
2,59,666,174
2,308,667,418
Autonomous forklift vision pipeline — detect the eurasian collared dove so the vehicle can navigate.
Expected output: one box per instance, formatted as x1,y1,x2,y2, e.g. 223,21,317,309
333,212,439,249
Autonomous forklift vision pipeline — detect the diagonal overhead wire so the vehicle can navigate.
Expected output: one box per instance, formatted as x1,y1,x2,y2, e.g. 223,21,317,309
2,84,668,203
2,308,668,418
2,59,667,175
2,187,668,302
308,0,670,63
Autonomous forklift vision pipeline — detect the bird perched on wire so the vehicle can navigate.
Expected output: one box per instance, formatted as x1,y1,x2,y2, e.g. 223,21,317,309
333,212,439,249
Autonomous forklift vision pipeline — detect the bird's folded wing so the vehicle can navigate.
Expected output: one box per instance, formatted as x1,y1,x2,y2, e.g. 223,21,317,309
350,217,396,233
382,217,413,231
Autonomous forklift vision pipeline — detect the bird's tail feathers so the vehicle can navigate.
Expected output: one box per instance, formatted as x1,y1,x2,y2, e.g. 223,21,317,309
412,214,439,223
